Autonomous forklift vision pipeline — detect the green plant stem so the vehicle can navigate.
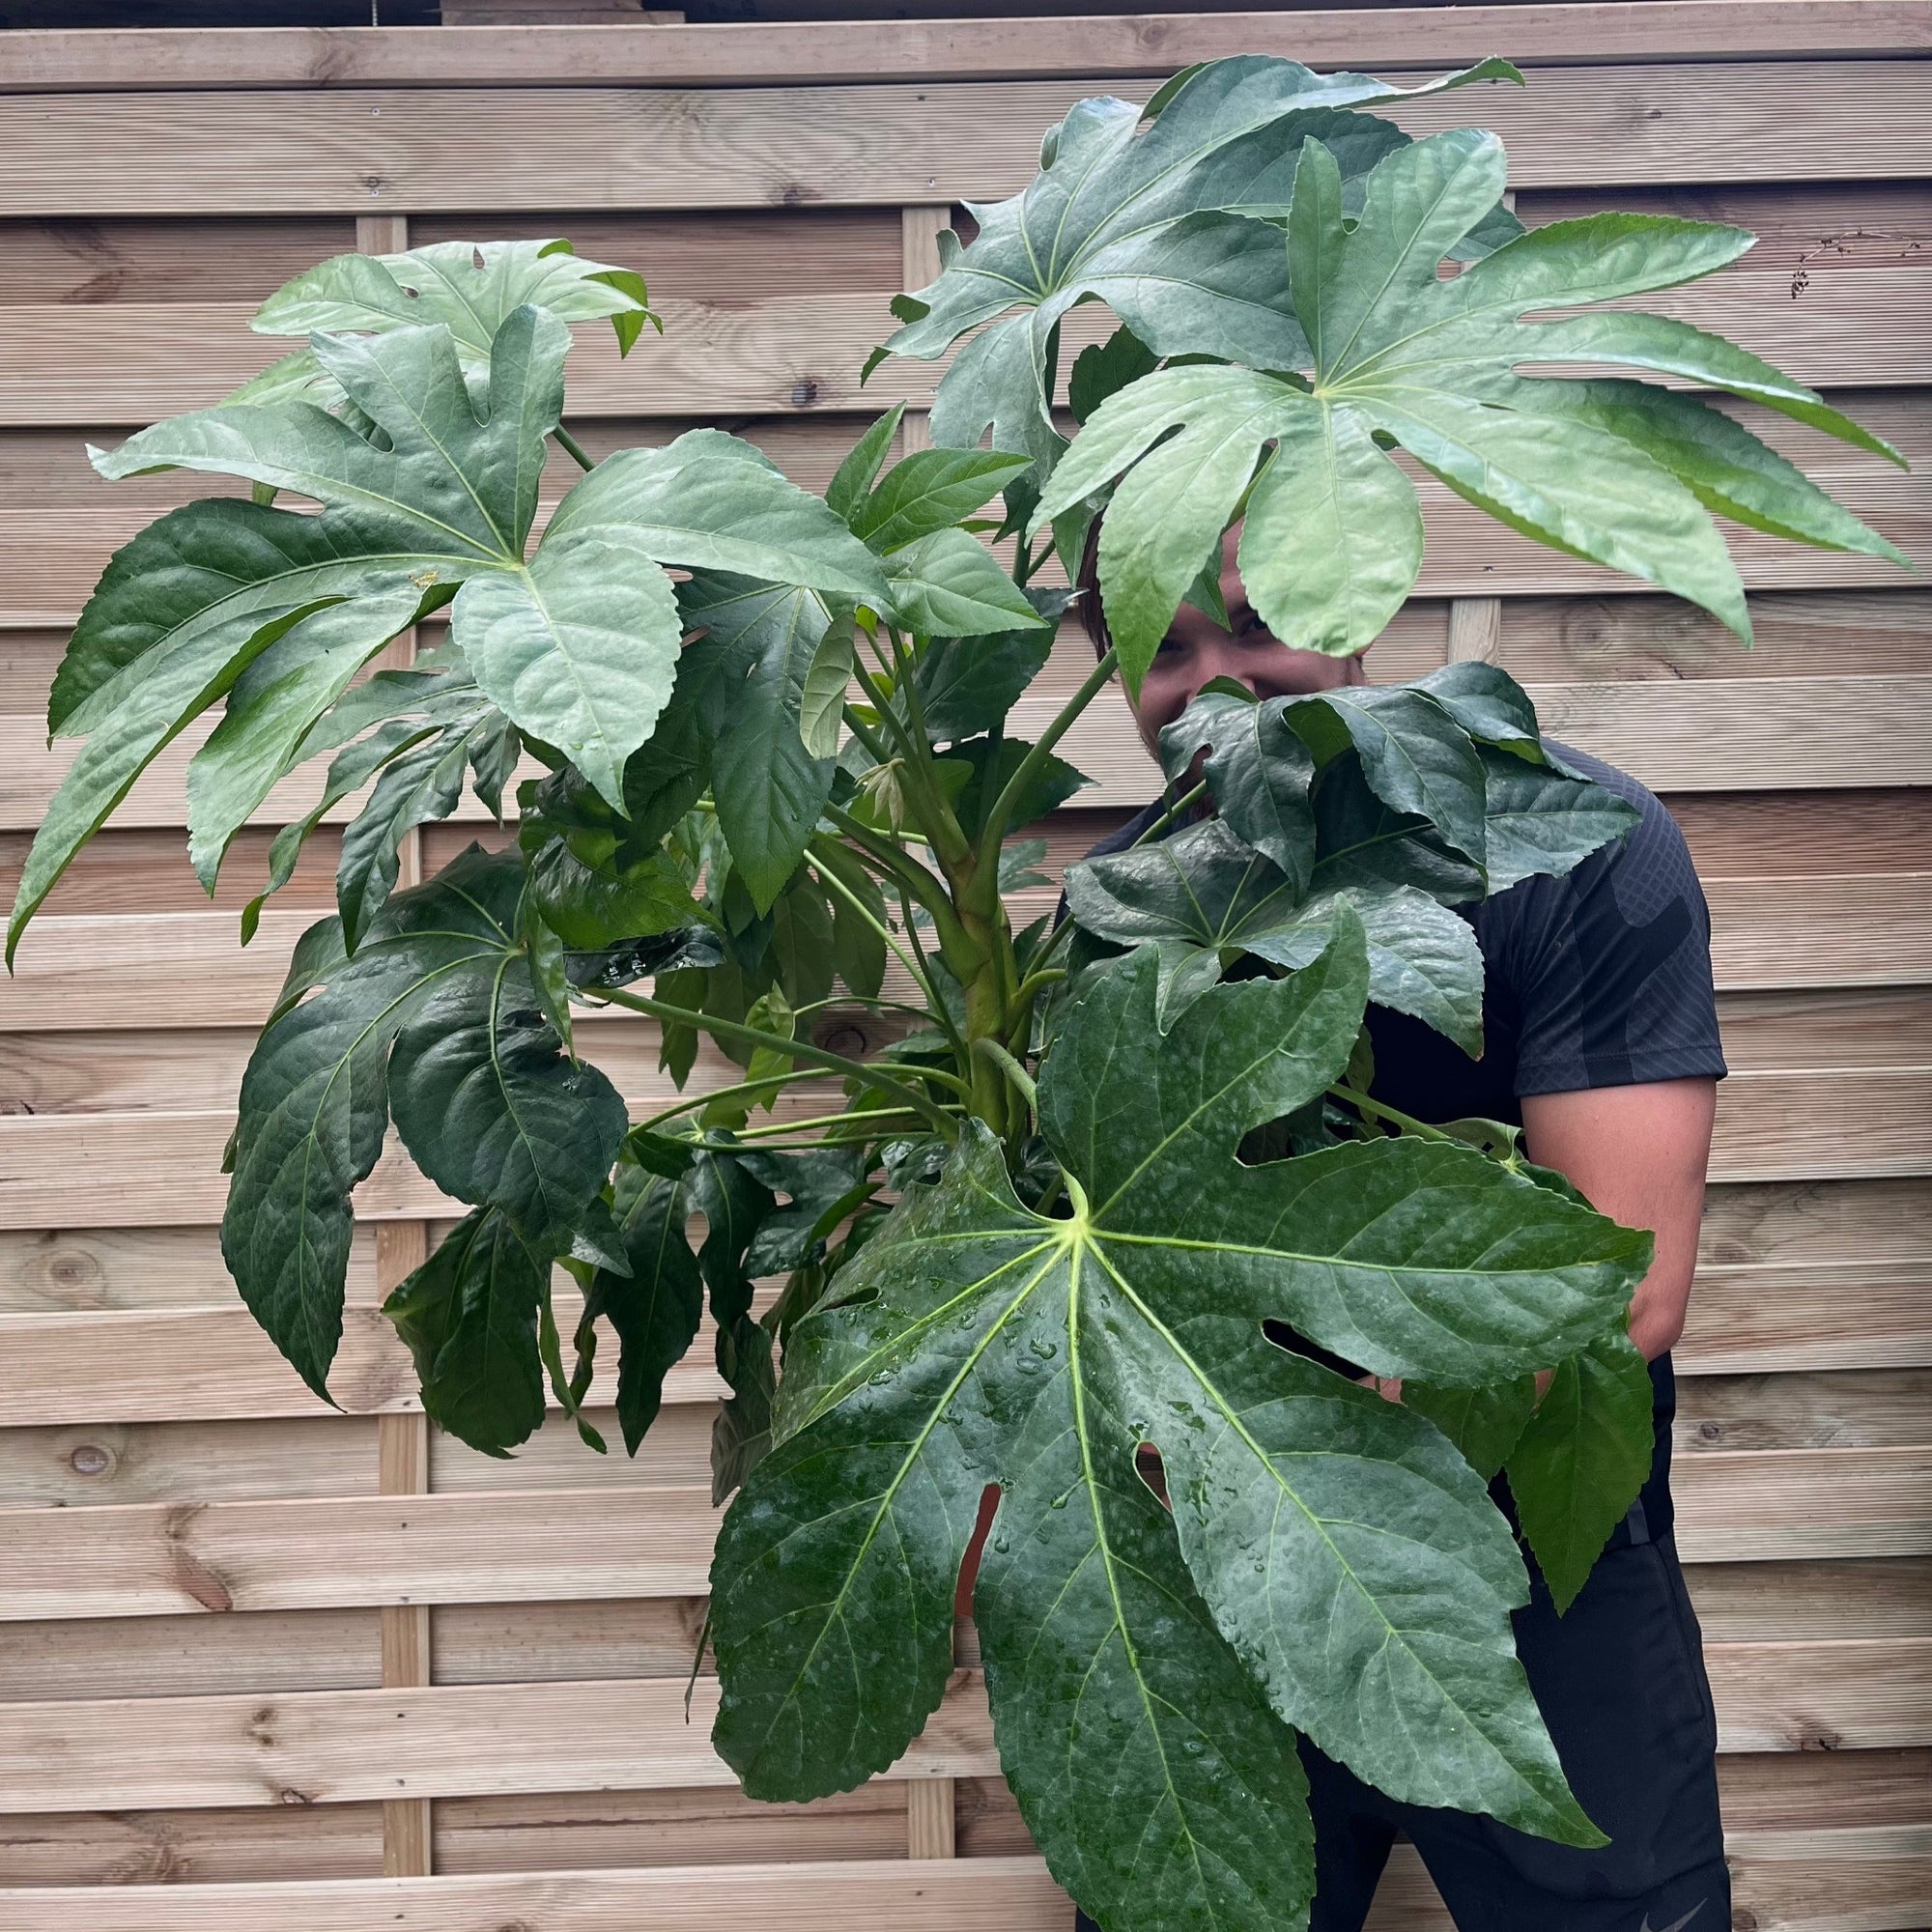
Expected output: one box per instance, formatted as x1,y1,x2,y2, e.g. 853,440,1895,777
1326,1084,1454,1144
1132,778,1208,847
823,801,974,966
809,842,967,1060
975,645,1118,883
1009,965,1065,1011
634,1065,840,1133
724,1105,938,1139
839,701,895,773
554,425,596,472
594,984,959,1138
972,1036,1037,1110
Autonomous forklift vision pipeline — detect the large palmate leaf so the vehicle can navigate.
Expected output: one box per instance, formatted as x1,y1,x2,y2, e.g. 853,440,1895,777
1068,818,1485,1048
231,236,658,410
1036,128,1907,685
224,845,625,1421
881,55,1522,479
712,932,1658,1930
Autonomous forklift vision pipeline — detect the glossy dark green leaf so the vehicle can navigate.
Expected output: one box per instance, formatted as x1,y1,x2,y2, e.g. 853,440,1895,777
386,955,629,1259
583,1165,706,1455
714,933,1654,1925
1506,1329,1658,1612
1158,685,1317,893
1480,752,1642,895
1311,753,1484,907
1035,124,1896,676
884,527,1051,639
851,448,1035,554
222,846,532,1403
910,587,1069,743
1068,324,1159,426
384,1207,549,1456
952,733,1092,839
681,572,837,912
826,404,906,524
884,56,1520,480
236,235,660,408
1406,1376,1539,1481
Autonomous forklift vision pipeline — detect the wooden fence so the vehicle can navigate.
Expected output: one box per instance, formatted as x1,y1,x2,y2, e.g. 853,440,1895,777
0,4,1927,1925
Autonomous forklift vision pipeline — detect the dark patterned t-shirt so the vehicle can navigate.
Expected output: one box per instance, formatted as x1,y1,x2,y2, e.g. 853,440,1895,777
1081,741,1727,1548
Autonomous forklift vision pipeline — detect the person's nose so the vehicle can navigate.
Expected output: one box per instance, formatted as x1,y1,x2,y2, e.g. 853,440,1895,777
1202,635,1259,696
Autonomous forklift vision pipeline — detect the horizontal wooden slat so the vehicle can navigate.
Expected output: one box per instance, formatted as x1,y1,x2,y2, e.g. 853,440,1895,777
5,1435,1924,1622
1708,875,1932,991
1687,1558,1932,1642
6,6,1931,93
1,1056,1917,1232
0,1802,384,1890
0,1669,995,1811
0,1222,367,1315
1673,1446,1932,1562
2,1629,1925,1820
1,65,1928,223
10,256,1932,437
0,1854,1069,1932
1709,1637,1932,1753
1699,1176,1929,1270
0,1412,380,1510
0,1293,736,1423
1673,1367,1932,1455
9,985,1915,1118
1494,585,1932,684
0,1486,720,1621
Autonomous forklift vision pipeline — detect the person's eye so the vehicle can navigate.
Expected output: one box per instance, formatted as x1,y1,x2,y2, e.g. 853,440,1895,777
1154,634,1184,658
1236,611,1273,641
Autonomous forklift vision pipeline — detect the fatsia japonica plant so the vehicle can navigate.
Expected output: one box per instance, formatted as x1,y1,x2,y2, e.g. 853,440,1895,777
11,54,1907,1932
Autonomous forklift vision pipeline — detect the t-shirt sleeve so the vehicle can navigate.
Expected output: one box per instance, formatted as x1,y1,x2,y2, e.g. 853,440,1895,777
1484,750,1728,1097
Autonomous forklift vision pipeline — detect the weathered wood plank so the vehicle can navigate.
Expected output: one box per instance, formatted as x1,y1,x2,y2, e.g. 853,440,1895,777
1,1636,1926,1821
1680,1264,1932,1375
1495,586,1932,685
6,6,1931,93
1673,1446,1932,1562
0,1224,369,1316
0,1854,1070,1932
1687,1558,1932,1642
433,1782,910,1879
1707,876,1932,991
0,1799,384,1890
0,1056,1916,1232
0,1607,382,1705
1709,1637,1932,1753
0,1413,379,1511
0,1289,744,1422
0,65,1927,221
1673,1368,1932,1456
1699,1176,1929,1270
0,1487,722,1622
0,1671,996,1811
8,261,1931,435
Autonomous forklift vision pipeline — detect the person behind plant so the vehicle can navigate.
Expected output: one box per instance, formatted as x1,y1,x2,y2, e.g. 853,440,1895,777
1072,524,1729,1932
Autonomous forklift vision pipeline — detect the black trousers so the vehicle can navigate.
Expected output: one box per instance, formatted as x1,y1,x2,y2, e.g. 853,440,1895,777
1076,1529,1729,1931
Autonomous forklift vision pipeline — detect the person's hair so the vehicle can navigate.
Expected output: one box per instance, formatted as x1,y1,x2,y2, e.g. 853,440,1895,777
1075,513,1110,660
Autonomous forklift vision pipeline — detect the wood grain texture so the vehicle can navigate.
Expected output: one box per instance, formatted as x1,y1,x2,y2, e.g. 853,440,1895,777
0,66,1926,222
0,1487,722,1621
0,1053,1918,1234
0,1671,996,1811
1673,1446,1932,1563
0,1854,1071,1932
5,6,1930,92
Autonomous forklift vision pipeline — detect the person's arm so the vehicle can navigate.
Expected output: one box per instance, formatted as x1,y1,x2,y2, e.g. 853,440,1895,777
1520,1075,1717,1360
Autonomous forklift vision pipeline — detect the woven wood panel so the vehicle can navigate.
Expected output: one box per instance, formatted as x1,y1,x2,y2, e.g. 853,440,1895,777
0,13,1925,1928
